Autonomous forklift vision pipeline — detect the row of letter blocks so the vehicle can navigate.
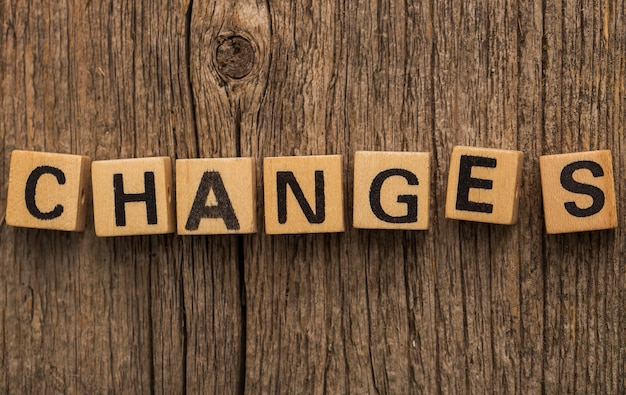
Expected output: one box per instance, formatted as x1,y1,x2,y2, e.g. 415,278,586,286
5,148,618,235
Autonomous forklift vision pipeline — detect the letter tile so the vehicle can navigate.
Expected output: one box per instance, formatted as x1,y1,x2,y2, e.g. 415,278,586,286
92,157,175,236
353,151,430,230
263,155,344,234
176,158,257,235
6,150,91,231
540,150,617,234
445,146,524,225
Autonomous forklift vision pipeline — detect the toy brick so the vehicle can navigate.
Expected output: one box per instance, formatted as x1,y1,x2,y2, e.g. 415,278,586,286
540,150,617,234
92,157,175,236
445,146,524,225
263,155,344,234
176,158,257,235
353,151,430,230
6,150,91,231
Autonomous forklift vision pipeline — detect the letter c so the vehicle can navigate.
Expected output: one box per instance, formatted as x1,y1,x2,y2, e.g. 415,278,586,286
25,166,66,220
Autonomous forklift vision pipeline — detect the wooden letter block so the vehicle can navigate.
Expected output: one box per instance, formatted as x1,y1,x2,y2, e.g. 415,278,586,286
445,146,524,224
92,157,175,236
264,155,344,234
176,158,257,235
353,151,430,230
6,150,91,231
540,150,617,234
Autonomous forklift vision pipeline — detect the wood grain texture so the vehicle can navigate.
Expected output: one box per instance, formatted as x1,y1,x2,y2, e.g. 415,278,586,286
1,0,624,394
1,0,240,393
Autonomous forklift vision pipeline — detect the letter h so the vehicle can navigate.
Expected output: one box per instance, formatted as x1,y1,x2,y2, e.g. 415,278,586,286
114,172,158,226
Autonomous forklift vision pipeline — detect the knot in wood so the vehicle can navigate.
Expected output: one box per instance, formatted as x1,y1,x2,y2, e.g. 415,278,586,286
215,36,255,80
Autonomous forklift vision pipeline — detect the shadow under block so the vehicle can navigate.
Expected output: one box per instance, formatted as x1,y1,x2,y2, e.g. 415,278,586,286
540,150,617,234
176,158,257,235
263,155,344,234
445,146,524,225
92,157,175,236
6,150,91,231
353,151,430,230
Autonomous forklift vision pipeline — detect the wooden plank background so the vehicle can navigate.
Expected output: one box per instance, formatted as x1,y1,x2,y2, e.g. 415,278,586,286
0,0,624,393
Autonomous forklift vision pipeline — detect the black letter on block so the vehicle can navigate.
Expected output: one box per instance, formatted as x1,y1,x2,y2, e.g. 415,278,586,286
114,172,158,226
560,160,605,217
369,168,418,223
185,171,240,231
277,171,325,224
456,155,497,213
25,166,66,220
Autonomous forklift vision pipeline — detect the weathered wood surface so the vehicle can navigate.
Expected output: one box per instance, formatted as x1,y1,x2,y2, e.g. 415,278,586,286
0,0,624,393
